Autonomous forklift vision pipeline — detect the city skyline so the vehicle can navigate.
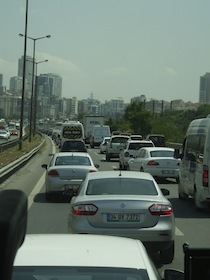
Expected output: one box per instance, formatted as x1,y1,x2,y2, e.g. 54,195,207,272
1,1,210,103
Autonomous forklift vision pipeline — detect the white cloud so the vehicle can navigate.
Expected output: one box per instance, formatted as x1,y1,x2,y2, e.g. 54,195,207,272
36,52,83,78
163,67,177,77
103,67,128,77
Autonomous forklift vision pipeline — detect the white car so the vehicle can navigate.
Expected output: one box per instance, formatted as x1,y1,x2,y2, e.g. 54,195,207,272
12,234,183,279
0,129,10,140
128,147,180,182
42,152,99,201
99,136,110,153
119,140,155,170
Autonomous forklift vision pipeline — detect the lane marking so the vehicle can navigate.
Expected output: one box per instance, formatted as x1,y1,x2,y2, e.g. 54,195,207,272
28,173,45,210
28,139,56,210
175,227,184,236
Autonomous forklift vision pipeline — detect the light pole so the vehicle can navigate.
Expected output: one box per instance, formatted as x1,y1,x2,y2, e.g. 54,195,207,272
19,0,28,150
19,34,51,142
33,59,48,136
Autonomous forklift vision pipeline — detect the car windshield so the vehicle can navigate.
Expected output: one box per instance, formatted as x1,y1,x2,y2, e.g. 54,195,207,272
150,150,174,157
55,156,91,166
86,178,157,195
12,266,150,280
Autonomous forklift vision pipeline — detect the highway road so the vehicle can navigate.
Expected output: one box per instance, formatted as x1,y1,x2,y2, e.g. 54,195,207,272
1,134,210,275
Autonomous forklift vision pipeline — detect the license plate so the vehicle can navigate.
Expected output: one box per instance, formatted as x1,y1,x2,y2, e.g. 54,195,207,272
162,170,175,174
64,184,79,191
107,213,140,222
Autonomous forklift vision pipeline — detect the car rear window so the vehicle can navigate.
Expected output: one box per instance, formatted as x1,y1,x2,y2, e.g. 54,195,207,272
86,178,158,195
150,150,174,157
55,156,91,166
111,137,129,143
129,142,154,150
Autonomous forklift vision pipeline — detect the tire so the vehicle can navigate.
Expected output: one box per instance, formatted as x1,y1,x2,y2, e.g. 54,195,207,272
46,192,54,202
160,242,174,264
106,154,111,161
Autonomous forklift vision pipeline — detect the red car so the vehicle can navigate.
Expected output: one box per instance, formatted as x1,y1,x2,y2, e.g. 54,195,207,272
10,129,18,136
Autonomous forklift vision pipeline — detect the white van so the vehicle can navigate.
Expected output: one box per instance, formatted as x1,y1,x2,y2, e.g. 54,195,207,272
60,121,85,147
90,125,111,148
176,117,210,210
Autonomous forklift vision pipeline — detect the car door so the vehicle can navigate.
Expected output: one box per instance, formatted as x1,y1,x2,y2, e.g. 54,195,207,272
129,148,145,171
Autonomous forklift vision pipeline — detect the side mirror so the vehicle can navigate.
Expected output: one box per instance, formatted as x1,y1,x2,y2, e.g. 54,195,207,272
95,164,100,168
161,188,170,196
41,164,48,170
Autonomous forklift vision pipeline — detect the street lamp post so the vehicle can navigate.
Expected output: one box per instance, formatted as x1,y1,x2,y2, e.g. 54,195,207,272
33,60,48,136
19,0,28,150
19,33,51,142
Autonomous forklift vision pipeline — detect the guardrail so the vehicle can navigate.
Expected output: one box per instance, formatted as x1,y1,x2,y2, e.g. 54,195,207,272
0,137,45,185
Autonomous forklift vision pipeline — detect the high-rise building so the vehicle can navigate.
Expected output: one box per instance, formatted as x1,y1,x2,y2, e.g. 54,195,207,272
37,73,62,98
18,55,33,85
199,73,210,104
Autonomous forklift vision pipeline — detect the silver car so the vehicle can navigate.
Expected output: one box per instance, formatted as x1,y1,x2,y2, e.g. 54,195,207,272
106,135,130,161
42,152,99,201
127,147,180,182
68,170,175,264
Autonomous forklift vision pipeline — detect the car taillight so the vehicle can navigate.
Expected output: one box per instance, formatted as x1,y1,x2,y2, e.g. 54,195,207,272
149,204,173,215
48,169,59,176
147,161,159,166
72,204,98,215
203,165,209,187
89,169,97,173
125,152,129,157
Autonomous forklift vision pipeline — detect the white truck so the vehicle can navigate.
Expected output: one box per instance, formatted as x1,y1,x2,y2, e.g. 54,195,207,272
83,116,104,144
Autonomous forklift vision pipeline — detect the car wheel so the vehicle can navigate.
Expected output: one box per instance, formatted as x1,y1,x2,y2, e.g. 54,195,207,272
160,241,174,264
175,177,179,183
46,192,53,202
106,154,110,161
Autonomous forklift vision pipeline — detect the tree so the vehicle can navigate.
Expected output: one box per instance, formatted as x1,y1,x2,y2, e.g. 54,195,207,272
124,101,152,136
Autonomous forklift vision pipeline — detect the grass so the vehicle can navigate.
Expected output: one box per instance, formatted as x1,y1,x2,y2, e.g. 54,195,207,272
0,133,43,169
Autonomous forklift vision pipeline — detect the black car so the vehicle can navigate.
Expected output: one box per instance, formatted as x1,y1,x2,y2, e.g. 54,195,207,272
60,140,87,152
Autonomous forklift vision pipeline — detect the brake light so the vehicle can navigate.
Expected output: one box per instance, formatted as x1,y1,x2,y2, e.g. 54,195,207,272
72,204,98,215
147,161,159,166
48,169,59,176
203,165,209,187
149,204,173,215
89,169,97,173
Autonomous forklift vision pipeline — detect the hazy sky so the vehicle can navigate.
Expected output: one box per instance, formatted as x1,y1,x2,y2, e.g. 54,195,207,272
1,0,210,103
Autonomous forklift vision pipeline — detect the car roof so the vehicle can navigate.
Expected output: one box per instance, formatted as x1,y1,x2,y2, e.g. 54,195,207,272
85,170,155,180
111,135,130,139
14,234,148,268
127,140,153,143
